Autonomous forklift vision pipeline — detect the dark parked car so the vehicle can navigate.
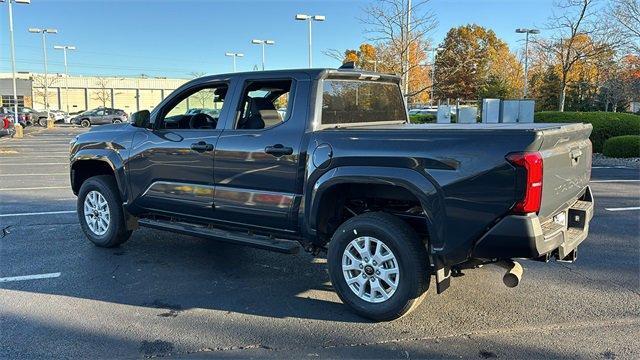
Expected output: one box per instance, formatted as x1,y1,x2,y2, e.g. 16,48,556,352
72,107,128,127
0,106,48,127
69,68,594,321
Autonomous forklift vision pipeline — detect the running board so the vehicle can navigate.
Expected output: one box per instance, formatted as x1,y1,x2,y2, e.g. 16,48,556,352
138,219,300,254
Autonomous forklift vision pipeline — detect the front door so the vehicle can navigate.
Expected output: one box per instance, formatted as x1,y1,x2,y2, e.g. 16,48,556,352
128,82,231,220
213,75,309,233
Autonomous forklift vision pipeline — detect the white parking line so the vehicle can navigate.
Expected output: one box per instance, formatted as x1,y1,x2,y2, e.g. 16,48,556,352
0,173,68,177
0,186,69,191
605,207,640,212
591,180,640,183
0,272,61,283
0,163,68,166
0,210,76,217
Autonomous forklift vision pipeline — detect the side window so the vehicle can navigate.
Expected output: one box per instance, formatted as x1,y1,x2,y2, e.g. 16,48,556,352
160,84,228,130
235,79,292,130
95,110,105,116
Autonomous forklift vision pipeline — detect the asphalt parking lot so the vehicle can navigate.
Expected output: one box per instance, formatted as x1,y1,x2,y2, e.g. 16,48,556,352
1,126,638,359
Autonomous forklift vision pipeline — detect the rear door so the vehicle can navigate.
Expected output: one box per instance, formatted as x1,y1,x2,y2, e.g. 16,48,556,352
212,73,310,232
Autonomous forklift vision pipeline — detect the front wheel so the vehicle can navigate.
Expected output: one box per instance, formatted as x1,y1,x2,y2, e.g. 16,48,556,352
78,175,132,247
80,119,91,128
327,212,430,321
38,117,48,127
112,119,122,124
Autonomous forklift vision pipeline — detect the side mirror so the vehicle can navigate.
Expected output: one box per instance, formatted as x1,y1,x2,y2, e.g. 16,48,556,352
130,110,150,128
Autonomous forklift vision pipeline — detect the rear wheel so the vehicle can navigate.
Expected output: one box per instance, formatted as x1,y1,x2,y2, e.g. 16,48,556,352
78,175,132,247
327,212,430,321
80,119,91,128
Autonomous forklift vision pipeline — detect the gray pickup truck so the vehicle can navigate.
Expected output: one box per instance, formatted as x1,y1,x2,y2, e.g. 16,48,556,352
69,68,594,320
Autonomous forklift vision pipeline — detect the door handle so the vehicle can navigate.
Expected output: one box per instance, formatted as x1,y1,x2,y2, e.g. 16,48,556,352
190,141,213,152
265,144,293,157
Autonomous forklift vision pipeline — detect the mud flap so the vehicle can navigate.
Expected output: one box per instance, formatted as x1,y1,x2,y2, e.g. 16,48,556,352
435,266,451,294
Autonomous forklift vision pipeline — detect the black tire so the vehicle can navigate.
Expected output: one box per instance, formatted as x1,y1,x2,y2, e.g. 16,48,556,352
77,175,132,248
80,119,91,128
38,117,48,127
112,118,122,124
327,212,430,321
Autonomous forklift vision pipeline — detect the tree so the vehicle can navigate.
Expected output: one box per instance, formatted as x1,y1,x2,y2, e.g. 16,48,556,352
611,0,640,52
529,65,562,111
360,0,437,98
93,77,113,107
433,24,522,101
31,74,60,110
534,0,624,111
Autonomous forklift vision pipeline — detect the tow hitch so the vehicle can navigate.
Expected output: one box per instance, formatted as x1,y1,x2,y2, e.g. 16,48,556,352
495,260,523,288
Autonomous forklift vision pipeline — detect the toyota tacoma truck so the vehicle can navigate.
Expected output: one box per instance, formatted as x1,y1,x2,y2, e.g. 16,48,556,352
69,68,594,321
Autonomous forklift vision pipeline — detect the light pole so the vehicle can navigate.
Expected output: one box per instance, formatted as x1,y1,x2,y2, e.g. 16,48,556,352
251,39,275,71
515,28,540,98
364,59,378,72
225,52,244,72
295,14,325,68
29,27,58,119
426,47,444,105
2,0,31,124
54,45,76,114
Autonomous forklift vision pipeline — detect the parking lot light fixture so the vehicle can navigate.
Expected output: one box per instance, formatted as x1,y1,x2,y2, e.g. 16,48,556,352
295,13,325,68
54,45,76,114
251,39,275,71
2,0,31,124
515,28,540,98
225,52,244,72
29,27,58,120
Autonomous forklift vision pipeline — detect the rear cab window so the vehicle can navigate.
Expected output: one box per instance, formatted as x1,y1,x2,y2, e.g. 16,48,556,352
320,79,407,128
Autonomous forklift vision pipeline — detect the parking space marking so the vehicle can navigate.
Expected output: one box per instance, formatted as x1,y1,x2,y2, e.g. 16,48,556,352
0,163,68,166
0,186,69,191
592,166,635,169
0,272,61,283
0,210,75,218
591,180,640,183
605,207,640,212
0,173,68,177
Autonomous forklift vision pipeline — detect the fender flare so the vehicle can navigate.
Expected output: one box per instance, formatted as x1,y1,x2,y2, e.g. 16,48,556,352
305,166,446,249
70,149,127,198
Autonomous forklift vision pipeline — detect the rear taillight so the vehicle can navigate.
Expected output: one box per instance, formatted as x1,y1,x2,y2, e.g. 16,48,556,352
506,152,543,214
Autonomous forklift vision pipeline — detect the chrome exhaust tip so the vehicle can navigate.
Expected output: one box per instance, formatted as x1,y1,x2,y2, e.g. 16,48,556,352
495,260,523,288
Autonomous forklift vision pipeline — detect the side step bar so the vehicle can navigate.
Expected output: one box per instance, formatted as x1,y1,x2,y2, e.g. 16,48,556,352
138,219,301,254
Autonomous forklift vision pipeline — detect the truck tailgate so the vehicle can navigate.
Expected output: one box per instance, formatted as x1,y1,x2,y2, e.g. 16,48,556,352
537,123,593,220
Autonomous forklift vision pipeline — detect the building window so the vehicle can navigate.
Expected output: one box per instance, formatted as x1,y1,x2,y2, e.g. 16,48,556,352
1,95,25,108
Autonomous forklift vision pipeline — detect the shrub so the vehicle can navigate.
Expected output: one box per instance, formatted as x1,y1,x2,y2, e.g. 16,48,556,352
410,114,436,124
603,135,640,158
534,111,640,152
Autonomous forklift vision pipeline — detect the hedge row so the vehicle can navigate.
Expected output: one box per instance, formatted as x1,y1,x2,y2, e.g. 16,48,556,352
534,111,640,153
409,114,437,124
603,135,640,158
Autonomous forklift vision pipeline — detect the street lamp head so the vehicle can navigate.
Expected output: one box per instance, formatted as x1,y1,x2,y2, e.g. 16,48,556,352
28,28,42,33
295,14,310,20
225,52,234,57
312,15,325,21
44,28,58,34
265,40,275,45
529,29,540,34
67,45,76,50
11,0,33,3
236,53,244,57
515,28,528,33
251,39,263,44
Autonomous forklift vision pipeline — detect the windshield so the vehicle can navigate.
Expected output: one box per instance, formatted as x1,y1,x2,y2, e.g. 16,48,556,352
321,80,406,126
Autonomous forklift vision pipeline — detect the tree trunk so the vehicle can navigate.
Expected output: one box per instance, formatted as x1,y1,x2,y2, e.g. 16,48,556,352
558,83,566,112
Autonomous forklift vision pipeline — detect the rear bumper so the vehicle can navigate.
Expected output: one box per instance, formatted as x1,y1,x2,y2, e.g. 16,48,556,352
473,186,594,260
